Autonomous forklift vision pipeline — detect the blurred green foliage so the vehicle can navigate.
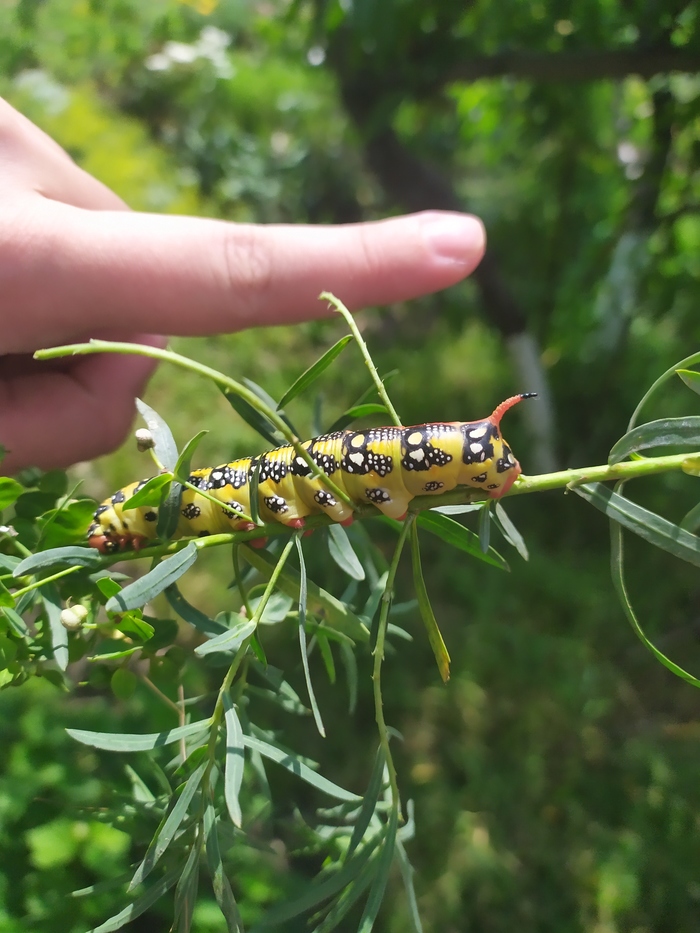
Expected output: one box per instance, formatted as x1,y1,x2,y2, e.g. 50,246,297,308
2,0,700,930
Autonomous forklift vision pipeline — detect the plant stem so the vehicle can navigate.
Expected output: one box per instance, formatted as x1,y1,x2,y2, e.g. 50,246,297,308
35,339,355,510
13,564,81,596
372,514,415,804
320,292,403,427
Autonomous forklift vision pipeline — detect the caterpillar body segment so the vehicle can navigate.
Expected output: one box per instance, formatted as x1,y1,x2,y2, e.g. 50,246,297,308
88,394,535,554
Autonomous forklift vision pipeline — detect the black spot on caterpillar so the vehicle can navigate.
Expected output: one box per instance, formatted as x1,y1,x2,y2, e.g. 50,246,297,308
87,394,536,554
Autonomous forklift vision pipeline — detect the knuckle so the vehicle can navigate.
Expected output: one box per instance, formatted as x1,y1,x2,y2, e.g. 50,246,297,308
219,225,273,316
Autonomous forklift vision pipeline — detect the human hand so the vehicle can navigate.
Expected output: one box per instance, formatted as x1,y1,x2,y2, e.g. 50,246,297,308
0,97,486,474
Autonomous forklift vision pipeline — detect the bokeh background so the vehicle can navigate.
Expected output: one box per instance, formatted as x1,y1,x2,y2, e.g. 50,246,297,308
2,1,700,930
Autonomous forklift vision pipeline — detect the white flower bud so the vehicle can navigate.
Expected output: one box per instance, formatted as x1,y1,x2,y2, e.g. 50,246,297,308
135,429,155,452
60,605,89,631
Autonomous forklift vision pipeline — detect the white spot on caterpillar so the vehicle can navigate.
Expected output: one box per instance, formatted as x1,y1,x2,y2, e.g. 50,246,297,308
470,443,483,454
350,452,364,466
351,435,365,448
409,449,425,461
407,431,423,445
469,426,487,438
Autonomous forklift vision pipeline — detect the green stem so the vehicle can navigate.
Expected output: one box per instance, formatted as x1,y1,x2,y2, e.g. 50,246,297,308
35,339,354,510
13,564,81,597
320,292,403,427
73,450,700,568
372,514,415,804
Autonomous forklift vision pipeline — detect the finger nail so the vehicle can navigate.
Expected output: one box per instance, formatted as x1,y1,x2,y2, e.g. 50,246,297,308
421,213,486,265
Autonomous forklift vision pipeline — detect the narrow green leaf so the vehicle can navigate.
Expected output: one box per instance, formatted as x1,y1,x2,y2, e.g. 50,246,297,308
347,748,386,859
0,477,25,510
395,838,424,933
85,865,181,933
241,545,368,642
573,483,700,568
677,368,700,397
0,554,20,573
352,370,399,408
610,518,700,688
0,580,15,608
295,537,325,737
129,761,206,891
223,695,245,828
174,430,209,481
328,524,365,580
204,799,244,932
106,543,198,612
431,504,482,515
357,805,399,933
417,511,508,571
339,641,358,714
165,584,228,637
156,477,183,542
242,734,360,801
278,336,353,409
121,474,173,512
221,389,283,448
14,546,103,576
42,584,68,671
248,458,261,527
194,618,256,657
172,837,201,933
493,502,529,560
410,524,450,683
251,835,383,930
67,719,211,752
316,631,336,684
680,501,700,533
311,855,379,933
478,501,491,553
608,416,700,464
1,606,28,636
327,404,390,434
136,398,179,471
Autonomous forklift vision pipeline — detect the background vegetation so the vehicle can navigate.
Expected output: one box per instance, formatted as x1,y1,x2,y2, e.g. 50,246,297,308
2,1,700,930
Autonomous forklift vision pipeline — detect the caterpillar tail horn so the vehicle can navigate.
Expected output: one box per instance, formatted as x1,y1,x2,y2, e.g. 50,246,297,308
489,392,537,425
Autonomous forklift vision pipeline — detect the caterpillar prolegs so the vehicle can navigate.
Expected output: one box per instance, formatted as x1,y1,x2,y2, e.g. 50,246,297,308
87,394,536,554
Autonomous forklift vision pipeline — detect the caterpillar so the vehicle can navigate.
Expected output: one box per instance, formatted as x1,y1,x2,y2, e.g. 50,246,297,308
87,394,536,554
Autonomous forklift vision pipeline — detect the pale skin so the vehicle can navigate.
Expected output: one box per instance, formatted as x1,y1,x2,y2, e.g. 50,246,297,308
0,97,486,475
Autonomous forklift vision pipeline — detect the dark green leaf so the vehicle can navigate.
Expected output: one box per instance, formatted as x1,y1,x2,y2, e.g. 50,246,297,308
85,865,181,933
243,733,360,801
0,580,15,608
118,612,155,642
339,641,358,714
410,524,450,683
38,499,97,549
172,837,201,933
493,502,529,560
14,491,59,519
223,695,245,827
1,606,28,636
0,477,29,510
327,404,390,434
358,806,399,933
106,543,199,612
174,430,209,482
157,478,183,542
38,470,68,496
121,474,173,512
67,719,211,752
136,398,179,471
311,856,379,933
417,511,508,570
204,799,244,932
295,537,325,737
328,524,365,580
129,761,206,890
680,501,700,533
221,388,284,447
316,631,336,684
347,748,386,859
278,335,353,408
608,416,700,464
573,483,700,568
395,838,424,933
165,584,228,637
478,501,491,553
14,546,103,576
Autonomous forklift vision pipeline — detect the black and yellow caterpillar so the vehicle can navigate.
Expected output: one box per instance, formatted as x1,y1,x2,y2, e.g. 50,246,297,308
87,394,535,553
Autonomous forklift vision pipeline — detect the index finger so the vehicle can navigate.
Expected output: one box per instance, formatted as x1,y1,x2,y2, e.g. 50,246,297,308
9,204,485,352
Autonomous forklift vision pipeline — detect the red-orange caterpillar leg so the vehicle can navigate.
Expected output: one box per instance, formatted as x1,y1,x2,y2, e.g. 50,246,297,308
340,516,354,527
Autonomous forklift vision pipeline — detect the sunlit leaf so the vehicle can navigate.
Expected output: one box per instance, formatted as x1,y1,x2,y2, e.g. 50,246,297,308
121,474,173,511
410,524,450,683
416,512,508,570
493,502,529,560
278,335,353,408
0,477,26,510
357,805,399,933
67,719,212,752
174,430,209,481
295,537,325,737
327,404,390,434
328,524,365,580
14,546,103,576
677,368,700,397
136,398,179,471
223,695,245,828
194,618,255,657
106,542,199,612
221,388,284,447
608,416,700,464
